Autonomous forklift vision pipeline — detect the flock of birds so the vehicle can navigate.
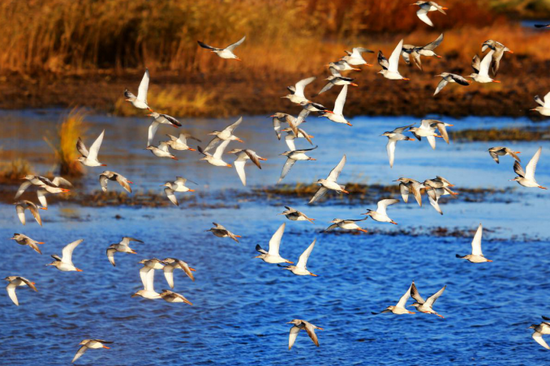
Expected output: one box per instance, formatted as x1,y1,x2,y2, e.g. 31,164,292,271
5,2,550,362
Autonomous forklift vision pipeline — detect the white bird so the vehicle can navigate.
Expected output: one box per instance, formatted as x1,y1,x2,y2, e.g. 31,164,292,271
434,73,469,96
512,147,546,189
456,224,492,263
378,39,409,80
11,233,45,254
324,218,368,233
4,276,37,306
288,319,323,350
469,51,500,83
282,76,316,105
341,47,374,66
77,130,107,167
227,148,267,186
14,200,42,226
198,140,232,167
282,239,317,276
106,237,142,267
395,177,424,206
481,39,513,76
328,59,361,72
255,223,293,264
165,133,201,151
372,283,415,315
204,117,244,152
281,206,314,223
146,141,178,160
320,84,352,126
159,289,193,305
15,175,72,207
283,127,314,151
531,91,550,116
162,258,196,287
381,124,415,168
412,1,448,27
72,339,113,363
488,147,521,164
401,34,444,70
309,155,348,204
163,177,196,206
271,110,309,140
363,198,399,224
277,146,317,184
47,239,84,271
410,282,446,318
409,119,451,149
208,222,241,242
530,316,550,350
99,171,133,193
147,112,182,147
197,36,245,61
133,260,162,299
317,67,358,95
124,69,152,111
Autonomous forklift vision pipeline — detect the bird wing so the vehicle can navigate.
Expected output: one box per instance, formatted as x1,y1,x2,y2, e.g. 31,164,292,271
386,140,396,168
121,237,143,245
137,69,150,103
139,266,150,288
16,204,26,225
353,47,374,55
428,195,443,215
76,137,89,158
294,77,316,98
225,36,246,52
378,51,389,70
543,91,550,107
534,95,545,107
329,66,342,77
51,177,72,187
99,174,109,192
213,139,231,160
396,283,412,308
376,198,399,215
533,333,550,350
6,283,19,306
289,326,300,350
234,159,247,186
161,114,181,126
27,203,42,226
268,223,286,256
434,78,448,96
72,346,88,363
204,137,222,153
471,55,481,74
106,248,116,267
514,160,525,178
163,265,175,289
159,141,171,153
525,147,542,181
37,189,48,209
424,33,444,50
284,135,297,152
225,117,243,134
471,224,483,256
296,239,316,269
416,8,433,27
305,323,320,347
411,182,423,206
450,74,470,86
145,267,155,292
434,123,450,144
410,282,425,304
410,51,422,70
244,150,262,169
87,130,105,161
388,39,404,73
115,174,132,193
164,187,178,206
399,183,409,202
278,158,296,183
309,187,328,204
327,155,346,181
479,50,494,77
425,285,446,307
197,41,219,51
147,121,160,147
333,85,348,116
62,239,83,263
317,82,334,96
14,181,32,200
488,149,500,164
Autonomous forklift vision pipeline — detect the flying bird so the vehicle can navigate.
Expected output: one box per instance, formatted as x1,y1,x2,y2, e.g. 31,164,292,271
456,224,492,263
14,200,42,226
481,40,513,76
324,218,368,233
47,239,85,271
165,133,201,151
512,147,546,189
72,339,113,363
410,282,446,318
363,198,399,224
530,316,550,350
106,237,142,267
281,206,314,223
395,177,424,206
163,177,196,206
412,1,448,27
319,85,352,126
99,171,133,193
309,155,348,204
378,39,408,80
77,130,107,167
488,147,520,164
147,112,182,147
531,91,550,116
469,51,500,83
162,258,196,287
124,69,152,111
197,36,246,61
255,223,293,264
434,73,469,96
227,148,266,186
208,222,241,242
381,124,416,168
288,319,323,350
11,233,44,254
341,47,374,66
146,141,178,160
159,289,193,305
4,276,37,306
282,239,317,276
402,33,444,70
204,117,244,152
372,282,415,315
282,76,316,105
277,146,317,184
198,140,232,167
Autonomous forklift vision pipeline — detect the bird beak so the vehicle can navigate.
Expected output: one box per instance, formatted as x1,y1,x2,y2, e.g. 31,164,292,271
235,57,242,62
188,148,196,151
492,80,501,83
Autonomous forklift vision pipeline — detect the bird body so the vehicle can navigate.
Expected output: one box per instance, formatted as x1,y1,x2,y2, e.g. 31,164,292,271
456,224,492,263
11,233,44,254
124,69,152,111
197,36,245,60
512,147,546,189
309,155,348,203
48,239,84,271
255,223,293,264
288,319,323,350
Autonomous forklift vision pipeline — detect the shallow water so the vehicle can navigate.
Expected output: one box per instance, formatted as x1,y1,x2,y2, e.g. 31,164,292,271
1,110,550,365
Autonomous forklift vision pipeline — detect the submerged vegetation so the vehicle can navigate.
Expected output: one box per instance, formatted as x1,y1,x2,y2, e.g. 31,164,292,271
44,108,87,176
451,127,550,141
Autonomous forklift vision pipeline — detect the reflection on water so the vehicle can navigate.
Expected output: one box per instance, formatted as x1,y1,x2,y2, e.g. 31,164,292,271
0,110,550,365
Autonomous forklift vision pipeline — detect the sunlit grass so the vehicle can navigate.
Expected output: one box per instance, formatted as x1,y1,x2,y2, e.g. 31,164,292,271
0,158,33,183
44,108,87,176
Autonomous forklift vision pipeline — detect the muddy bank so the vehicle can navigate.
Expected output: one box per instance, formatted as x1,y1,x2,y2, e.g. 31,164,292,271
1,56,550,119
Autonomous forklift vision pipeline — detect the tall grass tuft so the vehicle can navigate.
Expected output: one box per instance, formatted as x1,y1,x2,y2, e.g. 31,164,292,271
45,108,88,176
0,158,34,183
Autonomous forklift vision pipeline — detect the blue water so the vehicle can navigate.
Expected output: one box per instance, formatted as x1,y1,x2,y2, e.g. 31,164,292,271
1,111,550,365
